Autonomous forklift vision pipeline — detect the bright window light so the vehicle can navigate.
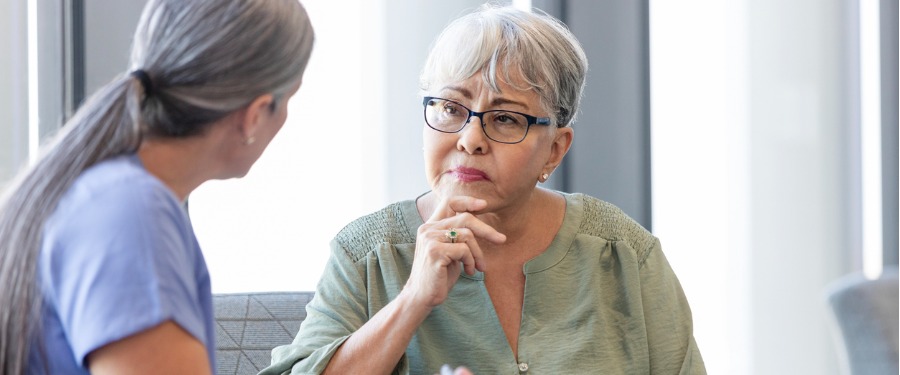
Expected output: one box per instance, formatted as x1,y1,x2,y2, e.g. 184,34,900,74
860,0,883,279
189,0,376,293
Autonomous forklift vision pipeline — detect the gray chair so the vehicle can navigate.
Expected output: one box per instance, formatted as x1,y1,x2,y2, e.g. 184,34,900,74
213,292,314,375
825,267,899,375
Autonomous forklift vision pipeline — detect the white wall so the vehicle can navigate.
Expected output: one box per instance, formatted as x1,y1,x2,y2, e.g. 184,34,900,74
652,0,854,373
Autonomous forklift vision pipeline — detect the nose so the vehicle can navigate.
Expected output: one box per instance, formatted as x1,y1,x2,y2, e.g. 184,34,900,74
457,114,488,154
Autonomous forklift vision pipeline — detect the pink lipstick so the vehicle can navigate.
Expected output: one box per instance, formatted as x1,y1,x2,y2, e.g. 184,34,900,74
450,166,490,182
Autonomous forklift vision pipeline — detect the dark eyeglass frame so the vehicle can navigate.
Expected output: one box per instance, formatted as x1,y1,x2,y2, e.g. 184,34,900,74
422,96,553,144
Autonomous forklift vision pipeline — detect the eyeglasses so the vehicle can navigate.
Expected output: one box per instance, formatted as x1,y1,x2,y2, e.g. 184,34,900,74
422,96,553,144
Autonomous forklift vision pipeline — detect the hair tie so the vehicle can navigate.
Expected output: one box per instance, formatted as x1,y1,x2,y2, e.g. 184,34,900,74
130,69,154,97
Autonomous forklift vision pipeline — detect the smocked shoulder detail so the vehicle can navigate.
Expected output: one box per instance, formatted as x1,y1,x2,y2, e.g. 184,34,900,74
334,201,417,263
576,194,658,265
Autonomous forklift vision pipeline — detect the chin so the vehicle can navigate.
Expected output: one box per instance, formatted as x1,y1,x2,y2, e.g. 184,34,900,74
219,165,252,180
436,184,488,201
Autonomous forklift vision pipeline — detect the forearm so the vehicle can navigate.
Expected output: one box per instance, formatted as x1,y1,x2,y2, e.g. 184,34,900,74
323,288,432,375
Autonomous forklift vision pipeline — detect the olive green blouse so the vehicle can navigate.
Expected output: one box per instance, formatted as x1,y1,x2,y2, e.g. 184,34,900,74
261,192,706,375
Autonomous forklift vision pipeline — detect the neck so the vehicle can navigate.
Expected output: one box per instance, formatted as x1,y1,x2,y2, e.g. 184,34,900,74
483,188,563,247
137,135,223,201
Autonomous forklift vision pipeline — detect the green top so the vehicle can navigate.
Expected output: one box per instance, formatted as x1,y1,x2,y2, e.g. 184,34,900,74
262,192,705,375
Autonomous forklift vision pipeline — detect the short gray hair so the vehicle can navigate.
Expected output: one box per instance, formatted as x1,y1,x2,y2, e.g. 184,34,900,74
419,4,588,127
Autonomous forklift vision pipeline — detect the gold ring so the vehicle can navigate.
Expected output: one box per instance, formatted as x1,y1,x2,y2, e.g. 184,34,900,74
445,228,458,243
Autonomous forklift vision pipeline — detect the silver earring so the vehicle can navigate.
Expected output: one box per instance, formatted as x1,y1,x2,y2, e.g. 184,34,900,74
540,173,550,182
243,136,256,146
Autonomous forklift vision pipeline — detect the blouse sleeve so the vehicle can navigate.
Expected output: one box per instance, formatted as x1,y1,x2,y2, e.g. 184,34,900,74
638,239,707,374
262,239,373,375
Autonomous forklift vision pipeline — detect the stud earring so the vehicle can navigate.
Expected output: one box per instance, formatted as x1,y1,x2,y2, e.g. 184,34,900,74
540,173,550,182
243,136,256,146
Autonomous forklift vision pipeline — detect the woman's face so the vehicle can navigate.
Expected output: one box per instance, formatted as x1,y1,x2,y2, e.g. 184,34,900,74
423,72,572,212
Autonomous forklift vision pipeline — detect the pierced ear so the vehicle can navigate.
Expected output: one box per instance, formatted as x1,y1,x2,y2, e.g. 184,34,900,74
544,127,574,171
239,94,275,141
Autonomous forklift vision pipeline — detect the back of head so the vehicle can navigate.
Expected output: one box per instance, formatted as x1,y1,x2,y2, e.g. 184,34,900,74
419,4,588,127
132,0,315,137
0,1,314,373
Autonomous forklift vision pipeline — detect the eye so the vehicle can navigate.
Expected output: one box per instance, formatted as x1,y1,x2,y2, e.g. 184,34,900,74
492,112,523,126
438,101,470,120
442,102,462,115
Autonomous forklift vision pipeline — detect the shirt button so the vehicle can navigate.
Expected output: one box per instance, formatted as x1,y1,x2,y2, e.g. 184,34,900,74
518,362,529,372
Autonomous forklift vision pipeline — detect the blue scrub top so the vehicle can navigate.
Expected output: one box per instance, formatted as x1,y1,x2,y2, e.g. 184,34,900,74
31,154,215,374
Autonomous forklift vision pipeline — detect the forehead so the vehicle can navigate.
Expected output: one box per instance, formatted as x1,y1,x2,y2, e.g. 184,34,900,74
434,70,542,110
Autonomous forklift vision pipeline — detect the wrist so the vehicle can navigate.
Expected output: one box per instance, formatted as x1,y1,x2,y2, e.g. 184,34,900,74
396,285,437,317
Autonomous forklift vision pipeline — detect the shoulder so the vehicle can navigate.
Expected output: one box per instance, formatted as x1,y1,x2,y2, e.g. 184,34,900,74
44,155,192,264
52,155,184,225
333,200,418,263
570,193,658,264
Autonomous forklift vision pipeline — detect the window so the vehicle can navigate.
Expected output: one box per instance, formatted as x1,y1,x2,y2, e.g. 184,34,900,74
650,0,890,373
190,0,381,293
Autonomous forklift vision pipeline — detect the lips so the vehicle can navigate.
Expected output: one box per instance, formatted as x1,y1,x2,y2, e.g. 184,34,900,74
450,166,490,182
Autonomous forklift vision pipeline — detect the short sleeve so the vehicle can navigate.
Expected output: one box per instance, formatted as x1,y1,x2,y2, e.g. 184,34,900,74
262,239,371,375
40,176,207,367
638,240,707,374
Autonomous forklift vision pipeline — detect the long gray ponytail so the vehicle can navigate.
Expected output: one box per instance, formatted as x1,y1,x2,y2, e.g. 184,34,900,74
0,0,314,373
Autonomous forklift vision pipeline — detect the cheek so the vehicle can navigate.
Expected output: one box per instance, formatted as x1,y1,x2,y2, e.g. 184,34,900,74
422,132,439,167
422,131,458,182
502,147,546,181
422,141,444,174
271,108,289,135
422,129,450,157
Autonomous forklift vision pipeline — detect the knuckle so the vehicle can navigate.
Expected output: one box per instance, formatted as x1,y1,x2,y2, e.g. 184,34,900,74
458,212,475,221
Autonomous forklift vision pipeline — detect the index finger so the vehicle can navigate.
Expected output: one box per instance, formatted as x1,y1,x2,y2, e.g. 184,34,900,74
428,195,487,223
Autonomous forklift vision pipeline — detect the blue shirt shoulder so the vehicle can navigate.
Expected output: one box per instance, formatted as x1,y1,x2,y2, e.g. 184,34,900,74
34,154,214,374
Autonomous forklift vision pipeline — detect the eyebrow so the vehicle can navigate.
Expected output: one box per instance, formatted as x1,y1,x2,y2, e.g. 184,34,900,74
442,86,530,110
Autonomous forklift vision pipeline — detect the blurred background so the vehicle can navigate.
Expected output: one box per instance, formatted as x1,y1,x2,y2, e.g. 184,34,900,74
0,0,895,374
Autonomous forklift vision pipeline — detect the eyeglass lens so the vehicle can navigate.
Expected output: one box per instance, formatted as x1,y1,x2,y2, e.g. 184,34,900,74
424,98,530,143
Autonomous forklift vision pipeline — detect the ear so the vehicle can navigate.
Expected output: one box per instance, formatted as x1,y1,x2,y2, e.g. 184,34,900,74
543,126,574,173
238,94,275,141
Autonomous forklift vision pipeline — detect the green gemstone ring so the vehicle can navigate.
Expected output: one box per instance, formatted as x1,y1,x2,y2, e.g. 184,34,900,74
446,228,458,243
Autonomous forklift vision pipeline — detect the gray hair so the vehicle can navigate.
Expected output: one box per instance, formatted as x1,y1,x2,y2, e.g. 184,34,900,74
419,4,588,127
0,0,314,373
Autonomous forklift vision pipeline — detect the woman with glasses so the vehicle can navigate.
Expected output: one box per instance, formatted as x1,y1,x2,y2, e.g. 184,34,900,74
265,5,704,375
0,0,313,373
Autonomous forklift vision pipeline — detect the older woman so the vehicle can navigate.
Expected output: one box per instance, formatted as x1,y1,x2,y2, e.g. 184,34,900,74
0,0,313,373
265,5,704,375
